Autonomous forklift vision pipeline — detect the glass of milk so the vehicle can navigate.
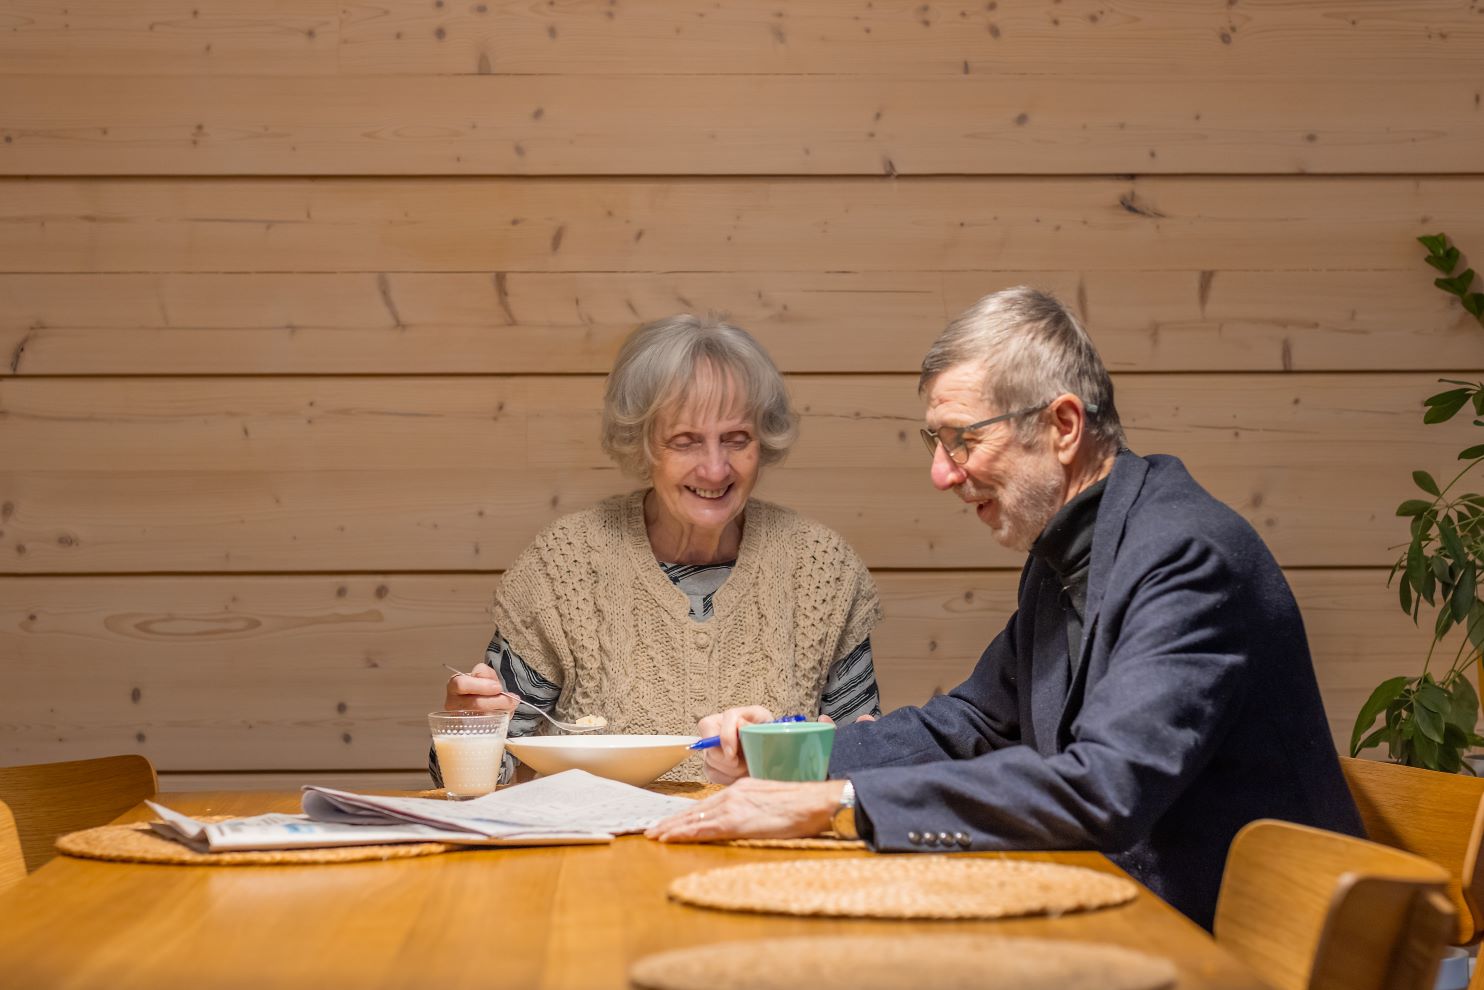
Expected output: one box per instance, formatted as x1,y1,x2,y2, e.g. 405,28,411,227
429,711,512,800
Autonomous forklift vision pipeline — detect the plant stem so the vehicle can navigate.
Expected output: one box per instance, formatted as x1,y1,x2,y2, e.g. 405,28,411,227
1446,613,1482,676
1437,457,1484,501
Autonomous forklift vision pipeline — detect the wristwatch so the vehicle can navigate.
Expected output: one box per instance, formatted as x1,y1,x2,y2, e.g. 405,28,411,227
830,779,859,840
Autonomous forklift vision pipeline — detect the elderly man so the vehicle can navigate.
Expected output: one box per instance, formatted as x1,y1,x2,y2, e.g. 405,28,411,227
647,286,1362,929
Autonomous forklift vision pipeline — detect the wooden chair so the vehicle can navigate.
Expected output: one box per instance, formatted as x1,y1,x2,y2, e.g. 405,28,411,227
0,755,157,873
1214,819,1456,990
1340,756,1484,948
0,800,25,895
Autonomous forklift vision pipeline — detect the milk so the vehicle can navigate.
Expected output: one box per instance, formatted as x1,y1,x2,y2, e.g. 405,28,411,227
434,732,507,799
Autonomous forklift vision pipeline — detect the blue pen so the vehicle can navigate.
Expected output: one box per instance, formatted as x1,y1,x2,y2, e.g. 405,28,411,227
689,714,807,750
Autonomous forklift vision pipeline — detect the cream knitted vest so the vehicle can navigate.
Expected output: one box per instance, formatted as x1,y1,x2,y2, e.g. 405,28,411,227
491,491,881,780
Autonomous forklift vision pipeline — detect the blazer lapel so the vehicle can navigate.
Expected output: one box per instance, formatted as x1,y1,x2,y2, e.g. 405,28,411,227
1054,451,1150,745
1082,450,1148,628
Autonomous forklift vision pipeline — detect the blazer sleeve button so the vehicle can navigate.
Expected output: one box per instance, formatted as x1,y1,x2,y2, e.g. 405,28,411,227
937,832,953,846
907,831,922,844
955,832,971,848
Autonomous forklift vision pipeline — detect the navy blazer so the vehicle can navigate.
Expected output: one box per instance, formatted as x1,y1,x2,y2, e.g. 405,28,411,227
830,450,1362,928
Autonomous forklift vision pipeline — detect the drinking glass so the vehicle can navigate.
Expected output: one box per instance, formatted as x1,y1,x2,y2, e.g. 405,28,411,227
429,711,511,800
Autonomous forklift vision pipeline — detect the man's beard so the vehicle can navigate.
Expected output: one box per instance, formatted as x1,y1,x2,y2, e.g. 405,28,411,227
961,449,1065,552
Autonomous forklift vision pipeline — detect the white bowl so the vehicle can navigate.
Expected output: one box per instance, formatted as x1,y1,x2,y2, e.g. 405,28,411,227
504,734,701,787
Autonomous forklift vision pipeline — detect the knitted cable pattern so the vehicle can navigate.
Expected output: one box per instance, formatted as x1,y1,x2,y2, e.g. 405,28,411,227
490,491,882,781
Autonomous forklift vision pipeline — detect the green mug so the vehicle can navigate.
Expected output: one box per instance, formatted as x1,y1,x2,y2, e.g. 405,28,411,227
739,720,836,781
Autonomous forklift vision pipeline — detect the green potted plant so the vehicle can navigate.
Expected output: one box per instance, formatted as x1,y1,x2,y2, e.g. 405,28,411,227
1350,234,1484,773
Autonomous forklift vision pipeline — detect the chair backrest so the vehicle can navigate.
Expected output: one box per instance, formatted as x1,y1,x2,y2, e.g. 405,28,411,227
1340,755,1484,946
0,755,157,873
1215,819,1455,990
0,800,25,895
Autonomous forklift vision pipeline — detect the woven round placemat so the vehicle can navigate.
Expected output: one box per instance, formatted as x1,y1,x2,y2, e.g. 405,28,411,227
630,934,1177,990
668,855,1138,919
724,836,867,850
56,817,454,867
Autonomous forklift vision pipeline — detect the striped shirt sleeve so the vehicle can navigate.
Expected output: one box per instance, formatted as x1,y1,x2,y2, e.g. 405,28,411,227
819,637,882,722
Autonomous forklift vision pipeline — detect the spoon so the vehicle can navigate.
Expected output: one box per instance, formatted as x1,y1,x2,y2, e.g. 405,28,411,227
442,664,608,734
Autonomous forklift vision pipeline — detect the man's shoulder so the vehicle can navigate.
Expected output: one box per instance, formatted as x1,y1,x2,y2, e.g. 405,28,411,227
1120,453,1273,565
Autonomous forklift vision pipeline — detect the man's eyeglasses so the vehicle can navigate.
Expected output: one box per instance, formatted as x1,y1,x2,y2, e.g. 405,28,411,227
919,400,1099,464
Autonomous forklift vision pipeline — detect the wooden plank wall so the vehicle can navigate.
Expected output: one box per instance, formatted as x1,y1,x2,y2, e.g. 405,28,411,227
3,0,1483,790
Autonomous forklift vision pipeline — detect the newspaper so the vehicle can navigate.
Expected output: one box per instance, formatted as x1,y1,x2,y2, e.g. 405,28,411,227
148,770,694,853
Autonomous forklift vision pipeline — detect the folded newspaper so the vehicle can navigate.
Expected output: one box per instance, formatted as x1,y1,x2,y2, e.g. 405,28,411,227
147,769,695,853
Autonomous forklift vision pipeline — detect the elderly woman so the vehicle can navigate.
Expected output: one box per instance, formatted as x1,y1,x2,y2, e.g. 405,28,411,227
434,314,882,784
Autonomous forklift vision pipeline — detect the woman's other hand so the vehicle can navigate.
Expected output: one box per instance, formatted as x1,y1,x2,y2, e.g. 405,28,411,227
443,662,520,714
697,705,775,784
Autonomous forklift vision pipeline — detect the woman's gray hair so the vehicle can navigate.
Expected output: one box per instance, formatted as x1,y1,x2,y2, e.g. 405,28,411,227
600,314,799,479
919,286,1126,454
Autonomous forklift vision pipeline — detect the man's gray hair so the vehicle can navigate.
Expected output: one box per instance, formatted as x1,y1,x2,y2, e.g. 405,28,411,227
919,286,1126,453
601,314,798,479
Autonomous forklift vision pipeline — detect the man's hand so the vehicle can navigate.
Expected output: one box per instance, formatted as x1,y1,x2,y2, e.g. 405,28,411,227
645,777,847,843
443,662,520,714
696,705,776,784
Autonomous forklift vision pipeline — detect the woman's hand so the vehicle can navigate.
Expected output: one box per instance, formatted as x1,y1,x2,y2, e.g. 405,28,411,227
696,705,775,784
443,662,520,714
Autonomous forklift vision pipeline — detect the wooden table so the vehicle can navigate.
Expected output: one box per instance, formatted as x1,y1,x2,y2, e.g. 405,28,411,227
0,791,1265,989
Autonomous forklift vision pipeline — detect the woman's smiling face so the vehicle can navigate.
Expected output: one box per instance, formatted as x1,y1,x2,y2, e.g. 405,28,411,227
647,368,761,541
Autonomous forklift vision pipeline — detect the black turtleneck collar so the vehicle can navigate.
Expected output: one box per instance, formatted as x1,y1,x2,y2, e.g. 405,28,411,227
1029,476,1108,619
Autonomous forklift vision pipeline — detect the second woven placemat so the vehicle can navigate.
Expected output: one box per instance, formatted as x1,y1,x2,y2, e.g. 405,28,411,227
669,855,1138,919
630,934,1177,990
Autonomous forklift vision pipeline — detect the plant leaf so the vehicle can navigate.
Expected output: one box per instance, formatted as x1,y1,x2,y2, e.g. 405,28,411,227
1465,293,1484,319
1419,233,1449,255
1425,386,1472,408
1408,540,1428,592
1416,702,1446,743
1441,515,1468,562
1469,602,1484,652
1354,725,1391,755
1461,444,1484,461
1413,727,1442,769
1453,560,1477,621
1425,389,1472,422
1437,270,1478,296
1448,670,1481,732
1399,574,1413,614
1436,602,1456,637
1414,470,1442,496
1350,676,1412,754
1397,499,1433,517
1417,680,1451,717
1438,735,1464,773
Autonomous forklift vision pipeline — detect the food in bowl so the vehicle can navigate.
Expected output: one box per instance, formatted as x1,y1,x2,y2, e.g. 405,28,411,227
504,734,699,787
